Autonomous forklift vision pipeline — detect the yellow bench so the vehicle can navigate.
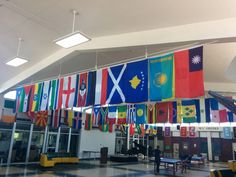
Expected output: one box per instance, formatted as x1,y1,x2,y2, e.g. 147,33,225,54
228,160,236,172
40,153,79,167
210,169,234,177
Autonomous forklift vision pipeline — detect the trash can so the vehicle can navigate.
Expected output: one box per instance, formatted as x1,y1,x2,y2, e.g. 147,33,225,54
100,147,108,164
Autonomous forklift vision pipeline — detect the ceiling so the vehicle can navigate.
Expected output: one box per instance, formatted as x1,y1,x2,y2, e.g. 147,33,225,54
1,0,236,93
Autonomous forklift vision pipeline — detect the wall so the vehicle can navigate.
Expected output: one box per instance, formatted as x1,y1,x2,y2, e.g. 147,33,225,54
79,127,116,159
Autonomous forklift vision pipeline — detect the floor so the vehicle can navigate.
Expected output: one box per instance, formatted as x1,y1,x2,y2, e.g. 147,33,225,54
0,160,229,177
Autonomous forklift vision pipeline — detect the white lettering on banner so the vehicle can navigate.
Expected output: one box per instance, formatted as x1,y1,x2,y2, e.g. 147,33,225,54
197,127,220,132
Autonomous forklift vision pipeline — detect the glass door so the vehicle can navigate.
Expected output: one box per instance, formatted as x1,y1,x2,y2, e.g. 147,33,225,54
29,129,44,162
46,132,57,153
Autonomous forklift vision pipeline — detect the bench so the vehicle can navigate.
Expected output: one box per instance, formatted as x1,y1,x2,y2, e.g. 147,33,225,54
40,152,79,167
210,169,235,177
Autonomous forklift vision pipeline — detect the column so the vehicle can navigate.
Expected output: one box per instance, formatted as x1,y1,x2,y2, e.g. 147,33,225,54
207,132,213,161
0,94,4,121
55,127,61,152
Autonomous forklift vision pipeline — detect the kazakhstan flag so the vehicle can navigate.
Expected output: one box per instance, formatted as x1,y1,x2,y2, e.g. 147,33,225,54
149,53,174,101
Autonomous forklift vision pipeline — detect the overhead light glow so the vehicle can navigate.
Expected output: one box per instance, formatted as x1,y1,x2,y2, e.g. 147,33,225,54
4,91,16,100
6,57,28,67
54,31,90,48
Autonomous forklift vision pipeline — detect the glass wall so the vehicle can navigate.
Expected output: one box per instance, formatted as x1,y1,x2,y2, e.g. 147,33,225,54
0,124,13,163
59,128,69,152
70,129,80,156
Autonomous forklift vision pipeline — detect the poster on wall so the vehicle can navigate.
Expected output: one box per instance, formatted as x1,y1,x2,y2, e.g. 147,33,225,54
223,127,232,139
180,126,187,137
164,127,171,137
173,143,179,159
189,126,196,138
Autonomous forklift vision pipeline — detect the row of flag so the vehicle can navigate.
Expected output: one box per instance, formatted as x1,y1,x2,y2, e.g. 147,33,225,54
15,46,204,113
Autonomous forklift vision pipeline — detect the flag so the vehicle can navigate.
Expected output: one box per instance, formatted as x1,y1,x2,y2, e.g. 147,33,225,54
72,112,82,129
156,102,169,123
40,81,51,111
180,127,187,137
18,85,32,112
136,124,145,137
35,111,48,127
147,103,156,123
126,104,136,124
85,113,92,130
199,98,206,123
99,124,109,132
149,54,174,101
64,110,73,127
219,109,227,122
15,87,23,112
48,79,59,110
86,71,96,106
181,99,200,123
176,99,182,123
108,106,117,132
205,98,211,122
228,112,236,122
92,107,100,127
57,75,77,109
164,127,171,137
130,124,135,136
174,46,204,98
124,59,148,103
223,127,232,139
135,104,146,124
29,83,43,112
117,105,127,124
189,126,196,138
95,68,108,105
168,102,177,123
211,110,220,122
106,64,126,104
27,111,35,122
77,72,87,107
50,109,62,128
100,107,108,125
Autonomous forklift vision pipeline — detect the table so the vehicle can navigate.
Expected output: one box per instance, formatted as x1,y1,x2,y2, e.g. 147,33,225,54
160,158,182,176
82,150,100,160
191,156,205,166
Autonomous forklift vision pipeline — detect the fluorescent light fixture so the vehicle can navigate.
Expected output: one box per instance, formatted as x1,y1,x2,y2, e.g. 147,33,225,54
54,31,90,48
6,57,28,67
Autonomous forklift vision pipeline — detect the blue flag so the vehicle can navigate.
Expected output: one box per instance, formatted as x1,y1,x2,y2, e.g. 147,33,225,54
149,54,174,101
106,64,126,104
135,104,146,124
124,59,148,103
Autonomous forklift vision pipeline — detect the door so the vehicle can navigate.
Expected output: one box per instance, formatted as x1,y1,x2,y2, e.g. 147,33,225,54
173,143,179,159
46,132,57,153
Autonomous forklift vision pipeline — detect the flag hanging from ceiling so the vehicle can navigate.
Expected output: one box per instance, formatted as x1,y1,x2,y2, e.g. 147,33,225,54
72,112,82,129
16,86,32,113
100,107,108,125
108,106,117,132
189,126,196,138
164,127,171,137
176,99,182,123
106,64,126,104
135,104,146,124
27,111,35,122
174,46,204,98
136,124,145,137
86,71,96,106
94,68,108,105
64,110,73,127
147,103,156,123
85,113,92,130
130,124,135,136
35,111,48,127
124,59,148,103
57,75,77,109
50,109,62,128
156,102,169,123
223,127,232,139
149,54,174,101
29,83,43,112
15,87,23,113
126,104,136,124
48,79,59,110
117,105,127,124
92,107,101,127
168,101,177,123
180,126,187,137
77,72,87,107
205,98,211,122
181,99,200,123
40,81,51,111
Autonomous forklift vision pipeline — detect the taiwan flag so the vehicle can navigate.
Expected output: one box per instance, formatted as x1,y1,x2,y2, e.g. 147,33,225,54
174,46,204,98
124,59,148,103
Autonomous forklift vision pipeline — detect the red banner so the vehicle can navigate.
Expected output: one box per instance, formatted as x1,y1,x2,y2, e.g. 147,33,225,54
180,126,187,137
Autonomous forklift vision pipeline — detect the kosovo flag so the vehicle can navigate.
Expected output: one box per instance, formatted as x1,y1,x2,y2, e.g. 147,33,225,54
106,64,126,104
149,54,174,101
182,99,200,123
124,59,148,103
135,104,146,124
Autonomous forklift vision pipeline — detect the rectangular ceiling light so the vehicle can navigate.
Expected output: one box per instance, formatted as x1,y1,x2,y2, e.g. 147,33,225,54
54,31,90,48
6,57,28,67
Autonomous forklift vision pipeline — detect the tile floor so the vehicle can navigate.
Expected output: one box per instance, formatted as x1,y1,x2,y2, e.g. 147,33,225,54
0,160,230,177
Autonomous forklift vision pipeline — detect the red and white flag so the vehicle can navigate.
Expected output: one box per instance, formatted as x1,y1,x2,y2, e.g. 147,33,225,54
77,72,88,107
94,68,108,105
57,75,77,109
